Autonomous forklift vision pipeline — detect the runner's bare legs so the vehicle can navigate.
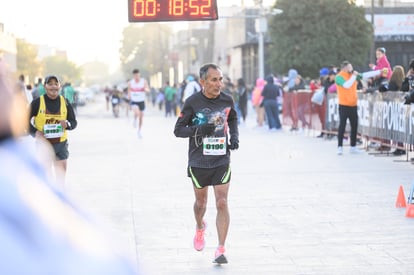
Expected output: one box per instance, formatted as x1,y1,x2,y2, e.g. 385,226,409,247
193,186,208,229
214,183,230,246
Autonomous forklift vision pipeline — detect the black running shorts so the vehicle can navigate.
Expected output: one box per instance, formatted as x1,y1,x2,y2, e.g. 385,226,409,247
130,101,145,111
188,164,231,189
51,140,69,160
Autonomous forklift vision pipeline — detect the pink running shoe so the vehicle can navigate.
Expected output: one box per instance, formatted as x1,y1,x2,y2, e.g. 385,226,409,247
213,245,228,264
193,221,206,251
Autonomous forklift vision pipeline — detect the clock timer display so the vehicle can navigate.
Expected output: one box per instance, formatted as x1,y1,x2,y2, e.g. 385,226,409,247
128,0,218,22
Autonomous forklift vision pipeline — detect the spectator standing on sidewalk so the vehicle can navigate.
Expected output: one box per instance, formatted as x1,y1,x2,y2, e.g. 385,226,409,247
284,69,299,131
261,75,282,130
401,58,414,92
384,65,406,156
182,75,201,103
251,78,265,127
310,75,325,137
16,74,32,104
174,63,239,264
164,81,176,117
387,65,405,92
31,78,45,100
292,74,309,129
235,78,248,125
335,61,361,155
61,82,76,113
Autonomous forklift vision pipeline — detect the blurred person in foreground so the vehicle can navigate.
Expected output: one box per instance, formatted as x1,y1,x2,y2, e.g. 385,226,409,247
29,75,77,189
0,58,139,275
174,63,239,264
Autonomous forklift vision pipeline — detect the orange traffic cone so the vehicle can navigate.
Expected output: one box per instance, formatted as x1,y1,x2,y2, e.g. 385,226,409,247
396,185,407,208
405,204,414,218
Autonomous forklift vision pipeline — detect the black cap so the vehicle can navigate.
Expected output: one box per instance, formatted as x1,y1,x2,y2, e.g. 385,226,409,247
44,75,60,85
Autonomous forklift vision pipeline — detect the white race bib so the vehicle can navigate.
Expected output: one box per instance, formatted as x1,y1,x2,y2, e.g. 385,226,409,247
43,124,63,139
130,91,145,102
203,137,226,155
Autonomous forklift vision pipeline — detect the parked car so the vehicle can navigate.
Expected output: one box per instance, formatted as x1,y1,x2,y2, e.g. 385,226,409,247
75,90,86,106
75,87,96,106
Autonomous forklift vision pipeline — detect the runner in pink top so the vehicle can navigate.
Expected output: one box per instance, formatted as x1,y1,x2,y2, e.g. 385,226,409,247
369,47,392,80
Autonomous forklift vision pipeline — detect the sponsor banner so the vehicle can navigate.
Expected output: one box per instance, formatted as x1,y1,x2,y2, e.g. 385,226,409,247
326,92,414,144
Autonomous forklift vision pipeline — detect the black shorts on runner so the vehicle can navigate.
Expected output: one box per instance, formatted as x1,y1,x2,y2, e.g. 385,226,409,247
187,164,231,189
130,101,145,111
51,140,69,160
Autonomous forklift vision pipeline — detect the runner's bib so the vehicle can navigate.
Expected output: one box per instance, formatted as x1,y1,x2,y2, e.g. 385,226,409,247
43,124,64,139
130,91,145,102
203,137,226,155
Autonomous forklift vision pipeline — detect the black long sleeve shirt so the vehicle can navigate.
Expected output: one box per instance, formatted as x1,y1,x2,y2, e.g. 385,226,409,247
401,74,414,92
261,84,281,100
29,95,77,137
174,91,238,168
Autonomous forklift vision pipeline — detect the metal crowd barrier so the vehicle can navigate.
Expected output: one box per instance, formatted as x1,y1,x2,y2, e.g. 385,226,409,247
281,90,412,152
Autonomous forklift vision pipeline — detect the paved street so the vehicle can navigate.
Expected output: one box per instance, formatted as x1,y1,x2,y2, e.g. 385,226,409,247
66,96,414,275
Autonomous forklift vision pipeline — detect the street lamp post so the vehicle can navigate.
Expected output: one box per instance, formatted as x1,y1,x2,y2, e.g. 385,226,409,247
256,17,267,79
255,8,283,80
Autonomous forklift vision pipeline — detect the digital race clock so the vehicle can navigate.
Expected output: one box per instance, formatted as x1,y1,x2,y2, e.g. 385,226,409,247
128,0,218,22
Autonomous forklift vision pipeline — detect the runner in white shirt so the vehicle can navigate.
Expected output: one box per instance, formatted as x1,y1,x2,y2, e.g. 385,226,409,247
182,75,201,103
128,69,150,138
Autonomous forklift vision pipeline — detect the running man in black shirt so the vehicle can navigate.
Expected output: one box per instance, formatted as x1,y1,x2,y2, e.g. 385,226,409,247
174,63,239,264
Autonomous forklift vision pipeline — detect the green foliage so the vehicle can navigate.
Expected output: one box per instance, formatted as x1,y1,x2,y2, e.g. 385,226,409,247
16,39,41,83
16,39,82,84
119,23,172,81
268,0,372,78
42,56,82,84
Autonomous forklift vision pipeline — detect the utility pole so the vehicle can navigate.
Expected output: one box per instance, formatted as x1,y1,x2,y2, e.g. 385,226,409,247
370,0,376,63
256,0,266,79
206,21,215,63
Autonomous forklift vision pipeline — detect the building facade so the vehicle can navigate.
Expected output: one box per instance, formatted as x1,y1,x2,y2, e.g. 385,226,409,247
366,6,414,68
0,23,17,72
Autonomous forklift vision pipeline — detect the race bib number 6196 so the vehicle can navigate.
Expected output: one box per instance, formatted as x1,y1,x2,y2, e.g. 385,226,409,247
203,137,226,155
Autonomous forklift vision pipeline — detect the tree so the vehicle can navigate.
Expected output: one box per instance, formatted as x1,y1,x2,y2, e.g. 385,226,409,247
42,56,82,85
16,39,41,83
119,23,172,83
268,0,372,78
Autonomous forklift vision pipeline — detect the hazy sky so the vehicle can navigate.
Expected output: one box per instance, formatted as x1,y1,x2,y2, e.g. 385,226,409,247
0,0,275,72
